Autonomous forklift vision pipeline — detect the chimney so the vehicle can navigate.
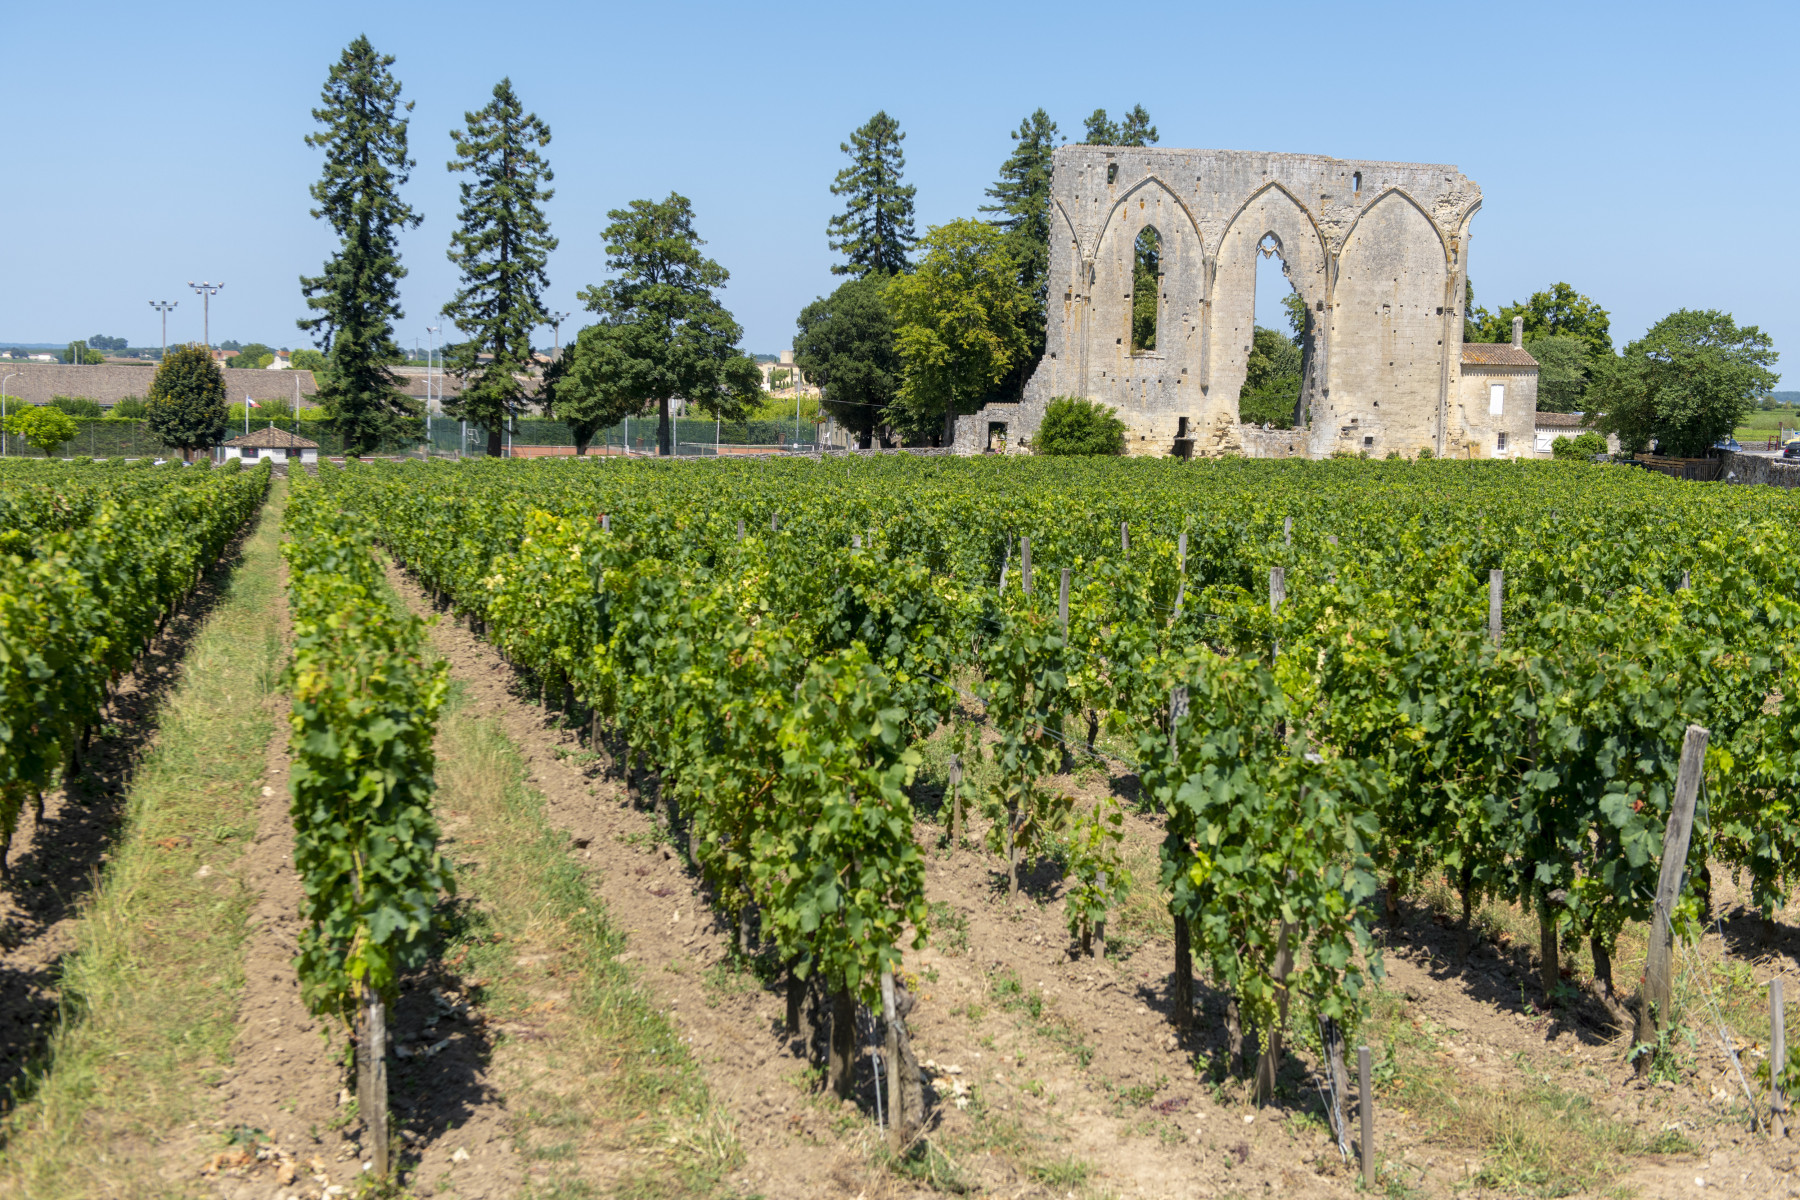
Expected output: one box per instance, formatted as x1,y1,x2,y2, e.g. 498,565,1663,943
1511,316,1524,348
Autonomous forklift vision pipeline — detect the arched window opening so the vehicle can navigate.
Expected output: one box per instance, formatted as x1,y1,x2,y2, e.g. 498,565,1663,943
1131,227,1160,352
1238,233,1308,429
1352,170,1362,196
1107,163,1118,185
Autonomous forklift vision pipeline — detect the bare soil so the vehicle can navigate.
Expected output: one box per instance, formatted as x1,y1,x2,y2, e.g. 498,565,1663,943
361,561,1800,1200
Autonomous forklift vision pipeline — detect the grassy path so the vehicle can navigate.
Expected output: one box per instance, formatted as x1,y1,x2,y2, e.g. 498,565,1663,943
0,482,285,1199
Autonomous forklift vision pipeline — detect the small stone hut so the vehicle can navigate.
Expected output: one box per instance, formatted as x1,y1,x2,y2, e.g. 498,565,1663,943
222,426,318,465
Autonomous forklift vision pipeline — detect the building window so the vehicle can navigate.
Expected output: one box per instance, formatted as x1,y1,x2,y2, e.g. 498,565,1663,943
1488,383,1505,415
1107,163,1118,185
1363,436,1374,447
1496,431,1508,453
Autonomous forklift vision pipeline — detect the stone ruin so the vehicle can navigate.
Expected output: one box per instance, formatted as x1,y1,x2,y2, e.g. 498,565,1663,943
953,145,1493,459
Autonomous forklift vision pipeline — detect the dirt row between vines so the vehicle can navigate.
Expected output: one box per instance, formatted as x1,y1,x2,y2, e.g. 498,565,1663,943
373,561,1799,1199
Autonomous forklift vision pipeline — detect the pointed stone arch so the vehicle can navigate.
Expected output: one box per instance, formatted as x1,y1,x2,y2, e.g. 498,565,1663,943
1090,174,1203,373
1211,182,1330,422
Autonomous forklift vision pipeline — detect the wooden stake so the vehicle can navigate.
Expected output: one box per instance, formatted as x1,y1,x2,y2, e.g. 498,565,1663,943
1636,723,1709,1072
829,985,856,1100
1679,569,1690,591
1283,515,1292,545
1178,530,1187,573
601,513,610,532
1095,870,1109,959
1173,914,1192,1028
737,518,744,540
881,971,903,1152
1489,569,1504,645
1270,566,1285,613
948,754,963,842
359,983,390,1180
1021,536,1032,595
1059,569,1070,636
1773,979,1788,1131
852,533,862,549
1358,1045,1375,1189
771,514,779,533
1120,521,1129,552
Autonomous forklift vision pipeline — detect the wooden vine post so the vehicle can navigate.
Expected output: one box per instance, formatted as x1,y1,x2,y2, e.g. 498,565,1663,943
1488,569,1503,645
947,754,962,842
1170,683,1192,1028
881,971,903,1152
1773,979,1789,1134
1059,568,1070,636
1021,536,1032,595
1635,723,1709,1073
360,983,390,1178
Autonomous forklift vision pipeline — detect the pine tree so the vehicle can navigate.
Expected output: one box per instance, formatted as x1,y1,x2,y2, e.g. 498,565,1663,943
441,77,557,458
982,109,1060,384
827,111,917,277
298,37,424,455
571,193,762,456
1083,105,1158,147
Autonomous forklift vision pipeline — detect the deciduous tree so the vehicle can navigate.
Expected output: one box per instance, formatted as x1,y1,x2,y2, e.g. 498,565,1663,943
572,193,762,456
884,219,1032,446
1591,309,1778,456
828,112,916,278
1524,334,1590,413
441,78,557,458
299,36,425,455
5,405,79,457
1467,281,1613,362
146,343,228,458
1238,327,1302,429
793,276,900,449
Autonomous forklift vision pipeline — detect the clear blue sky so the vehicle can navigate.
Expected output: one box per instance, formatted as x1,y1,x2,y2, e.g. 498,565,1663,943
3,0,1793,383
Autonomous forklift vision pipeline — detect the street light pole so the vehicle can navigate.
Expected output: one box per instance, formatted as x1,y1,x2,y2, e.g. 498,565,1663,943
148,300,178,358
426,325,440,455
187,281,223,351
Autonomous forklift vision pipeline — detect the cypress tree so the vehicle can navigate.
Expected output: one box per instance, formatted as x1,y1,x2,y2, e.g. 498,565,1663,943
982,109,1060,385
441,78,557,458
298,36,424,455
827,112,917,278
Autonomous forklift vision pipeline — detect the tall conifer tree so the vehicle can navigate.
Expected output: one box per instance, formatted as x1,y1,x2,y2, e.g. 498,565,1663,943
441,78,557,457
298,36,423,454
827,112,917,277
1082,105,1158,147
982,109,1060,384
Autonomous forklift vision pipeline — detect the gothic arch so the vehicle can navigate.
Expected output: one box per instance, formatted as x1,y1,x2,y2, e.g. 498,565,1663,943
1339,187,1450,269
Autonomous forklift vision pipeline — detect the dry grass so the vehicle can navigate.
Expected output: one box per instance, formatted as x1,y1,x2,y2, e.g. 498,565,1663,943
0,484,284,1198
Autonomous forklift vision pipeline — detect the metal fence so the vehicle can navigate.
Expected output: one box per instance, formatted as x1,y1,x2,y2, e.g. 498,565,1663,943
0,416,825,460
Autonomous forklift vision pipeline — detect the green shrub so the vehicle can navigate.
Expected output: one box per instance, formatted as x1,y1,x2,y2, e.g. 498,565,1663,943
1417,446,1434,460
1551,431,1607,460
112,396,149,419
49,394,104,418
1034,397,1126,456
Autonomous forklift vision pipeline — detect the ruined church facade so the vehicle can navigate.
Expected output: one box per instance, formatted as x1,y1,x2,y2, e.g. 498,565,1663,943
953,146,1518,459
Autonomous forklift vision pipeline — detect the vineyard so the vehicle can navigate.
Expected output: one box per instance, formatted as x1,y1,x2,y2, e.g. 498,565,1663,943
2,453,1799,1198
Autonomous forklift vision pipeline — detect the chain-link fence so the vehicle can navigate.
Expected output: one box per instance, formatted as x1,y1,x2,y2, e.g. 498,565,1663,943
1,416,825,460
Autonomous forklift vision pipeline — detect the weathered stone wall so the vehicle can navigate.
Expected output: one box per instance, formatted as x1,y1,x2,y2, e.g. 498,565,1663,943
957,146,1481,459
1721,450,1800,488
1455,364,1538,458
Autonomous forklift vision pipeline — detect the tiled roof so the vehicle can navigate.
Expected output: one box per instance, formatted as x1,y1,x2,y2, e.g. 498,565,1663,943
1461,342,1539,368
1533,411,1590,429
223,426,319,449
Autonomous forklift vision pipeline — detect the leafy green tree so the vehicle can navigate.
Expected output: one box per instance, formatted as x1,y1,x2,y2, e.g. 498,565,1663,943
49,395,104,417
6,406,79,456
1131,228,1160,351
226,342,276,369
1591,309,1779,456
147,343,229,458
1034,397,1125,455
827,111,916,278
884,219,1033,445
62,341,104,365
87,334,128,352
291,348,328,373
1467,282,1612,361
1551,431,1607,459
544,342,639,456
112,396,149,419
1524,334,1589,413
793,275,900,449
298,36,425,455
572,193,762,456
1083,105,1157,146
441,78,557,458
1238,328,1302,429
982,109,1060,385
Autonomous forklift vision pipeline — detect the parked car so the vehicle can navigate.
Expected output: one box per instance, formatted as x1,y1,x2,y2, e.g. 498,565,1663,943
1714,437,1742,452
1784,442,1800,459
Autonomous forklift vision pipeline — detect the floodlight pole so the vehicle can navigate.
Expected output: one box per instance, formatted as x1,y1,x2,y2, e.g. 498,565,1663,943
547,311,569,360
426,325,440,453
148,300,178,357
187,281,223,351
